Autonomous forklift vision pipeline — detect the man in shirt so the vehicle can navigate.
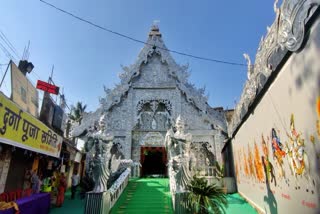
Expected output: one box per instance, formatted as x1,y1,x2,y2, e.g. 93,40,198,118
71,171,80,199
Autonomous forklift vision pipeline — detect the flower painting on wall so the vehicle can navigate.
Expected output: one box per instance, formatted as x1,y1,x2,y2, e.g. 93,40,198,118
317,96,320,138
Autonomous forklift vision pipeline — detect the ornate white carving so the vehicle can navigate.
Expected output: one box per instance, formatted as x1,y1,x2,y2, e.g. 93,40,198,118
229,0,320,135
277,0,320,51
137,99,172,114
71,25,229,167
243,53,254,80
100,26,210,113
140,132,164,146
84,113,114,193
166,116,193,193
135,99,173,130
71,107,103,137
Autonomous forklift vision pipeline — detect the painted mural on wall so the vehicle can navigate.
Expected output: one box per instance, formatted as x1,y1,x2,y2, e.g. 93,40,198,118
235,114,319,188
317,96,320,138
317,96,320,167
234,110,320,210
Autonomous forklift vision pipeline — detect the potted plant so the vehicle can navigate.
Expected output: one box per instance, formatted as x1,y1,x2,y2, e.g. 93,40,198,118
186,175,228,214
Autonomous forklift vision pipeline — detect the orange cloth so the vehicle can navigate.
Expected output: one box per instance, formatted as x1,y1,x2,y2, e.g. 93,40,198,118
0,201,20,214
56,176,67,207
56,186,65,207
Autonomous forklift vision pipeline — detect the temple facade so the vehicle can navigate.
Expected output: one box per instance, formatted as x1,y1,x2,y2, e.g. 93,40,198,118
77,25,228,177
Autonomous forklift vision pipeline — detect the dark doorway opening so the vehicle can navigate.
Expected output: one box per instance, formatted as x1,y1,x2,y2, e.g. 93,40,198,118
140,147,167,177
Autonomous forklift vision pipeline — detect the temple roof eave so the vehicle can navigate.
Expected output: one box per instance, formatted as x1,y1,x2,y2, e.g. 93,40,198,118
99,28,228,131
103,34,210,113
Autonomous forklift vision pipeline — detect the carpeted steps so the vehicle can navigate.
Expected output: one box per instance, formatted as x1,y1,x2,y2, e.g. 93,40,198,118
111,178,174,214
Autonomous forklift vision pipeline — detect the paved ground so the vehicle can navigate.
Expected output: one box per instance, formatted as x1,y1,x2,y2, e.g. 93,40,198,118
225,193,257,214
50,189,84,214
49,179,257,214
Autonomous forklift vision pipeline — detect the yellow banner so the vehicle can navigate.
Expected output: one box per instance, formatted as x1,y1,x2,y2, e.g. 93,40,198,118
0,92,62,157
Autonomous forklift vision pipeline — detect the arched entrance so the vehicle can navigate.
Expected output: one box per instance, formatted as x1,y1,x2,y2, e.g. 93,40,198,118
140,147,167,177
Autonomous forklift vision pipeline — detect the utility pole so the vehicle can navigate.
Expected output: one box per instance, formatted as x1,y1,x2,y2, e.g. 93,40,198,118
49,65,54,84
0,60,11,88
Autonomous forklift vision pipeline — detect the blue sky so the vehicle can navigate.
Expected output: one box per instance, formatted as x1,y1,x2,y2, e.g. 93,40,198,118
0,0,276,112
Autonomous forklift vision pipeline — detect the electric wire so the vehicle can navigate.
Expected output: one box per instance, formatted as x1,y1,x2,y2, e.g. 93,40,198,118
0,59,73,113
0,35,73,114
0,30,20,57
40,0,247,67
0,30,21,59
0,42,15,60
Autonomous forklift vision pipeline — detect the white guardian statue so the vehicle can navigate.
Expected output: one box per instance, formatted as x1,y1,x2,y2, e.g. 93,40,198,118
85,114,114,193
165,115,192,192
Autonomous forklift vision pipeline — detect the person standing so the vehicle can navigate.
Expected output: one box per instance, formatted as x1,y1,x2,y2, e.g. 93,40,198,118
31,170,39,194
36,174,43,194
56,173,67,207
71,171,80,199
23,168,32,189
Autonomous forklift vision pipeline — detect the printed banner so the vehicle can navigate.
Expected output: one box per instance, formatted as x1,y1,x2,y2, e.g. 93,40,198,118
0,92,62,158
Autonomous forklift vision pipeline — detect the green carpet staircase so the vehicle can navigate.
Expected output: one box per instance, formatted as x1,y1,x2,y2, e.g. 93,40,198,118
111,178,174,214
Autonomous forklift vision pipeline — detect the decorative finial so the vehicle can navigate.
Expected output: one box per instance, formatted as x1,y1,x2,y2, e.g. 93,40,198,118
243,53,253,80
176,115,184,124
273,0,279,14
152,20,160,29
98,114,107,132
149,20,161,37
175,115,185,132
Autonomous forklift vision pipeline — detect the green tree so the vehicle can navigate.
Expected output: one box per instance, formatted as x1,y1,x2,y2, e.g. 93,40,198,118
187,175,228,214
65,102,87,138
68,102,87,124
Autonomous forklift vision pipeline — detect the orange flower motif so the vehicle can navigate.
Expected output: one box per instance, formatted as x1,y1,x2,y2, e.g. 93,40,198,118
317,120,320,137
317,96,320,116
310,135,315,144
317,96,320,137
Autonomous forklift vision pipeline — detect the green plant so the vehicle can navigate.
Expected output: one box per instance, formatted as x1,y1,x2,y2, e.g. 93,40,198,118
68,102,87,124
187,175,228,214
214,161,224,180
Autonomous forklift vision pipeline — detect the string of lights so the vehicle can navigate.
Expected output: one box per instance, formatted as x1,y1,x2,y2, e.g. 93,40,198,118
40,0,247,67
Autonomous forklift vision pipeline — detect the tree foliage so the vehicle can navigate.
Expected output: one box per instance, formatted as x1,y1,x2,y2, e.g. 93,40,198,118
68,101,87,123
187,175,228,214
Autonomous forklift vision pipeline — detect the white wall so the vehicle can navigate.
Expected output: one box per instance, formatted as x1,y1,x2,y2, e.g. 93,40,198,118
232,17,320,214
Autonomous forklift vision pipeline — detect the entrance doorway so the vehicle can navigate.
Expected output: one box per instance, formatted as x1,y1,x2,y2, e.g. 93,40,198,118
140,147,167,177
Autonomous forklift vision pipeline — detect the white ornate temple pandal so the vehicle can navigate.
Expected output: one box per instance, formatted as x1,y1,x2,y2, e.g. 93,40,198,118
74,0,320,212
76,25,228,178
74,24,229,213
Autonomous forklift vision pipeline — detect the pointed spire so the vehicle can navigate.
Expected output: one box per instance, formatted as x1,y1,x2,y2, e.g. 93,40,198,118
149,21,162,37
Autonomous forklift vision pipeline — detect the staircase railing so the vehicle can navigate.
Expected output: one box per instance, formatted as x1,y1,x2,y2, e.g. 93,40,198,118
109,168,131,208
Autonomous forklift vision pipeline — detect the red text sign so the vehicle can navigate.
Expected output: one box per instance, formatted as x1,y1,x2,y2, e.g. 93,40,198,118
36,80,59,95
